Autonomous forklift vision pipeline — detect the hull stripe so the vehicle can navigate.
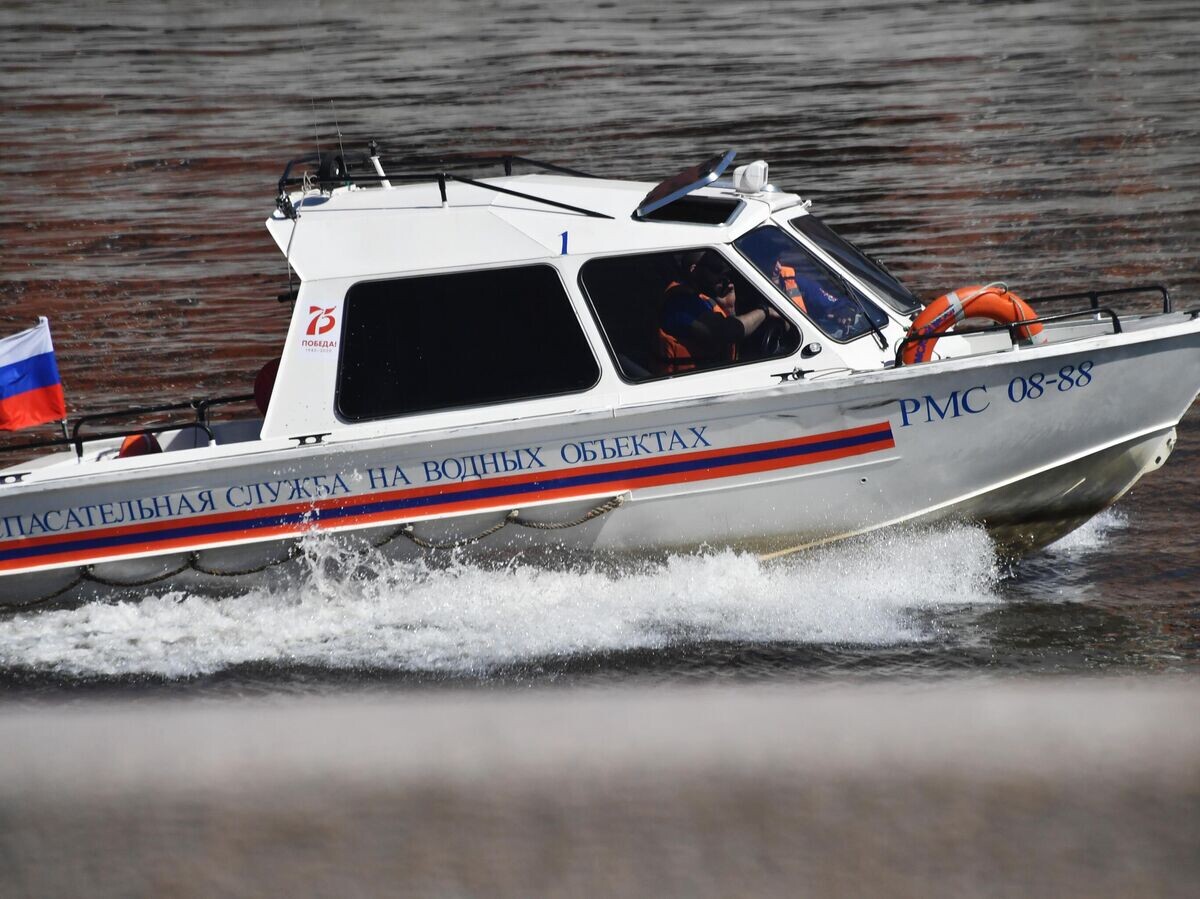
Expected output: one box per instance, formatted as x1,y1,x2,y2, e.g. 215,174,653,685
0,421,895,571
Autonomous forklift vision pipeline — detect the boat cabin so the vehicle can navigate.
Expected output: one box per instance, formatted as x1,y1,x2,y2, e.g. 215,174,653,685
256,149,923,446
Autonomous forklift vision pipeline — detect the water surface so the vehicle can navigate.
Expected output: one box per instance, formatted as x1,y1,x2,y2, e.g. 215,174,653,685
1,0,1198,694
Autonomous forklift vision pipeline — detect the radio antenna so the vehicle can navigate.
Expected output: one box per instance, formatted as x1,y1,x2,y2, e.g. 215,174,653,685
310,96,322,161
330,99,346,163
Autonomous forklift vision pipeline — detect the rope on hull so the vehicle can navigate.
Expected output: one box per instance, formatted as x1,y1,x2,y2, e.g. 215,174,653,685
6,494,629,610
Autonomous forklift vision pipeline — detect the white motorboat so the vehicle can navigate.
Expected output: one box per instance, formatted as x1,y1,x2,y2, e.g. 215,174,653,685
1,147,1197,605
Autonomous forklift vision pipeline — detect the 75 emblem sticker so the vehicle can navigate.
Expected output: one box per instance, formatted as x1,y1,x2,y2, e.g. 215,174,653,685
300,303,340,353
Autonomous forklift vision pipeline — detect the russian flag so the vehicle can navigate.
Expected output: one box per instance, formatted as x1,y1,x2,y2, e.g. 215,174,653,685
0,317,66,431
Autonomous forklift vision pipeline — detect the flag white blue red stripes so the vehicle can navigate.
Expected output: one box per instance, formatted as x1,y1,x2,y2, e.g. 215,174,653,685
0,317,66,431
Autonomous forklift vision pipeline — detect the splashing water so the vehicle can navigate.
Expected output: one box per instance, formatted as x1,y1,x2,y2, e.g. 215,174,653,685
1044,509,1129,555
0,525,1001,679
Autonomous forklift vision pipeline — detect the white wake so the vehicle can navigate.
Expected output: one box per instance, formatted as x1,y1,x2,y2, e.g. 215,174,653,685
0,524,1002,678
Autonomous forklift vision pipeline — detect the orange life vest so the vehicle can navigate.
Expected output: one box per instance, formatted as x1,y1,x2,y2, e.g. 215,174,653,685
776,264,808,313
657,282,736,374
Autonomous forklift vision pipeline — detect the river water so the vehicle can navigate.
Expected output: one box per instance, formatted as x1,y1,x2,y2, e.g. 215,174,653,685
0,0,1197,694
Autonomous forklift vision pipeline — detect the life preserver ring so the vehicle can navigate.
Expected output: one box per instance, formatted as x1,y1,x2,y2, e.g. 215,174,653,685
902,284,1045,365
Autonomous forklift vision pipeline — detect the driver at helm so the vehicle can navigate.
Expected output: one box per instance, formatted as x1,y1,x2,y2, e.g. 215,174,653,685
656,251,782,375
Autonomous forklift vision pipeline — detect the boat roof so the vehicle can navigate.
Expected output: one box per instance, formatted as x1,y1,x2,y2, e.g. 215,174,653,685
266,165,806,283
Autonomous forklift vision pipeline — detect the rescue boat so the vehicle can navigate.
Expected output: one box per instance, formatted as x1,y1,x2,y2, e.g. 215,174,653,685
1,146,1198,606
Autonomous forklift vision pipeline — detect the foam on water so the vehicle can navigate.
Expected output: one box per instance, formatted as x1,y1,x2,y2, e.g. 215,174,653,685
1044,509,1129,555
0,525,1003,678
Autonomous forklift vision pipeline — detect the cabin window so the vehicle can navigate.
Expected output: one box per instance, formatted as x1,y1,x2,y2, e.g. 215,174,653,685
788,214,920,314
579,248,800,382
336,265,600,420
733,225,891,343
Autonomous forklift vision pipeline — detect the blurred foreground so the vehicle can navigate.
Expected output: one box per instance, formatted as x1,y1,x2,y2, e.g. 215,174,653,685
1,680,1196,897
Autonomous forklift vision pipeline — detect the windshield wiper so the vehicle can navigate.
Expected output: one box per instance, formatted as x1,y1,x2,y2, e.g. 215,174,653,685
832,270,889,351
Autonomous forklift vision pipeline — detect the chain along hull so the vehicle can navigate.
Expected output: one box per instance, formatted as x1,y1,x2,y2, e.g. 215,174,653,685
1,323,1198,606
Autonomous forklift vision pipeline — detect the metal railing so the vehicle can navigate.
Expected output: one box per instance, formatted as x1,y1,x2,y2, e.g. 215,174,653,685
892,283,1181,367
277,149,596,191
0,393,255,460
1025,284,1171,314
894,308,1123,367
275,147,611,221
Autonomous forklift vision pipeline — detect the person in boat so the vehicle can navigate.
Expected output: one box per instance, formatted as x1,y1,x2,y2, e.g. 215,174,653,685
770,256,858,332
771,259,808,312
657,251,781,374
735,226,869,341
778,266,859,336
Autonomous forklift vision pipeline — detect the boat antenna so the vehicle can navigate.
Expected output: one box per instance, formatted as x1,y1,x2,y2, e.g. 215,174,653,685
283,213,300,308
330,99,346,164
280,94,322,306
310,96,322,162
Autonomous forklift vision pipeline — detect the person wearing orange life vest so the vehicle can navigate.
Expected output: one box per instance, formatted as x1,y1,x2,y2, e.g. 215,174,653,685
771,255,858,335
772,260,808,313
657,251,780,374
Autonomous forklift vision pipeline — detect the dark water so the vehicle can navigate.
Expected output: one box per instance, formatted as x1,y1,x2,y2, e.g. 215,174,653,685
1,0,1198,694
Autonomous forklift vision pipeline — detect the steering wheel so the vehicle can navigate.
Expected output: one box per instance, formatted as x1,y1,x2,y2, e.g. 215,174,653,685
750,315,792,358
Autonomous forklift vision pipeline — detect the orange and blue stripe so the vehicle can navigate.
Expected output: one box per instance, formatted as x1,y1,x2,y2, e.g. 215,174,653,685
0,421,895,573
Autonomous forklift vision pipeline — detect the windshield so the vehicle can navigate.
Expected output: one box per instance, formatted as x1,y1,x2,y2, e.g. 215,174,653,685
734,225,890,343
788,214,920,314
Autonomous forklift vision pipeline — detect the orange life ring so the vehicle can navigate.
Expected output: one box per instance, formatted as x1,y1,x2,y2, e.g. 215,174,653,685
902,284,1045,365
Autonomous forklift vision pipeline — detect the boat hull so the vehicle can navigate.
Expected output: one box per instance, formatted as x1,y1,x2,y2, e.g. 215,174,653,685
2,321,1198,606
